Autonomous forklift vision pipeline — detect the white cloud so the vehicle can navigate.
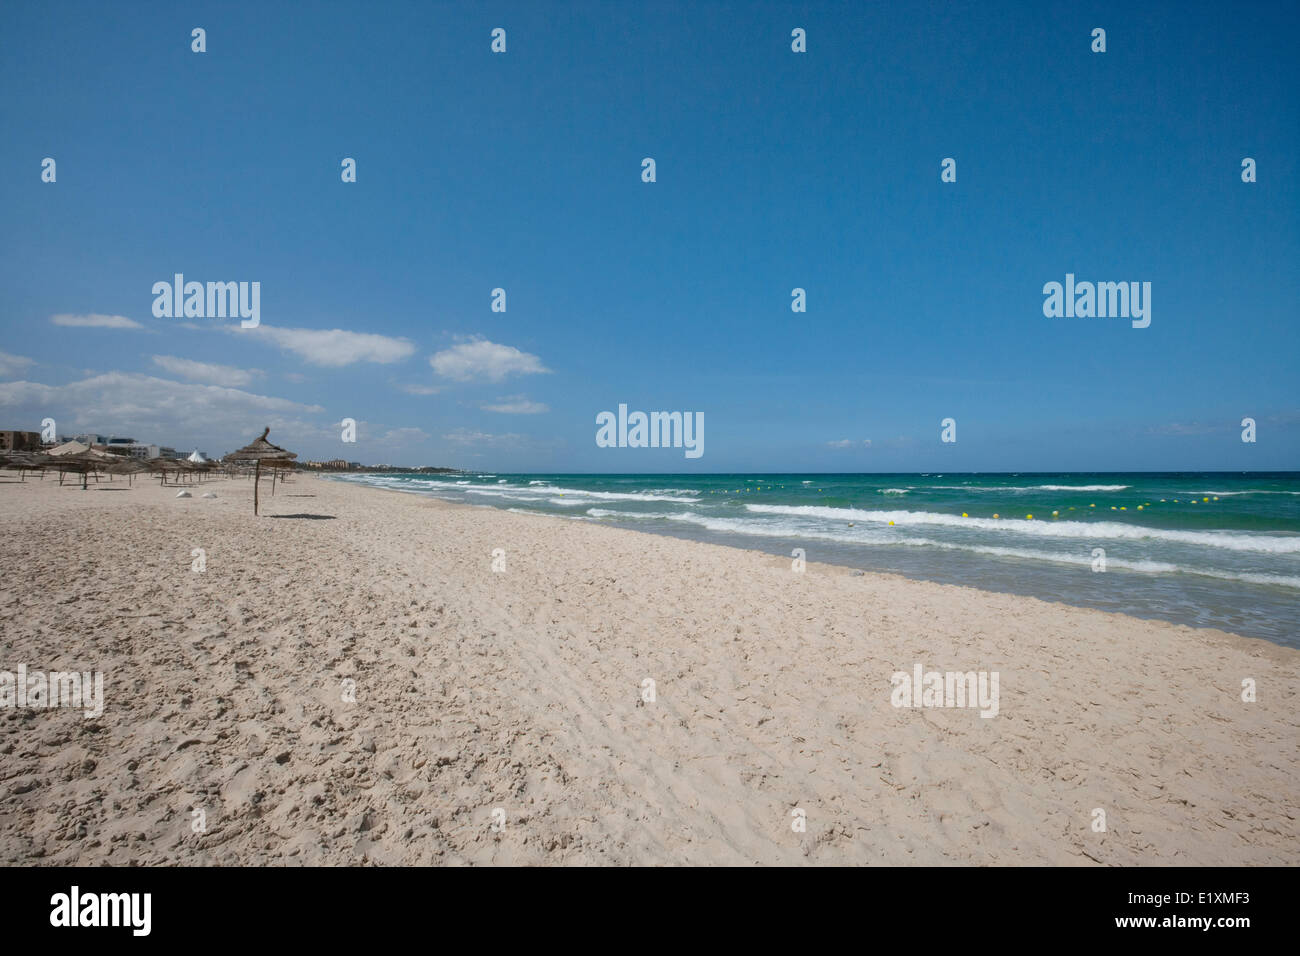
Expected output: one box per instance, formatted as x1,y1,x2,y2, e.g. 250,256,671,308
442,428,523,446
328,421,430,449
0,373,324,451
151,354,260,387
480,395,549,414
380,427,430,443
397,383,441,395
51,313,143,330
1145,422,1222,436
827,439,871,448
0,351,35,378
233,324,416,367
429,338,550,383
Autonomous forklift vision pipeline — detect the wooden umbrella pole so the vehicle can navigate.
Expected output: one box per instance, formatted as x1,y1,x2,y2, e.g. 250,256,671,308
254,459,261,515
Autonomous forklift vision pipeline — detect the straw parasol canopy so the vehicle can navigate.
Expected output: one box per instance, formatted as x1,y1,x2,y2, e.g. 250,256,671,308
103,457,151,485
0,450,47,481
51,445,114,489
45,440,91,457
227,427,297,515
146,457,185,486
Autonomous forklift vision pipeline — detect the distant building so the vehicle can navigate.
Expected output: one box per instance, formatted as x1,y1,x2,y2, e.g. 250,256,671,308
0,430,42,452
43,432,193,459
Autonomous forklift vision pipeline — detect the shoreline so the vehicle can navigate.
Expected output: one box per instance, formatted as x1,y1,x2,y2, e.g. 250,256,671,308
335,474,1297,652
1,474,1296,864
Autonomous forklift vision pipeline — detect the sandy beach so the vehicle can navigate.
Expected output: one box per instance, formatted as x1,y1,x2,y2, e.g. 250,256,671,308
0,473,1296,866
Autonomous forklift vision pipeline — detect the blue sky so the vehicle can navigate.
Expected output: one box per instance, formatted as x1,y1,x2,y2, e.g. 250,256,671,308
1,0,1297,471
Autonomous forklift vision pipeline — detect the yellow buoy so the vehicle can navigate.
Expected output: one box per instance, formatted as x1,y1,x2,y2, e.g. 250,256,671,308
1137,505,1143,510
888,520,894,526
1203,497,1209,502
993,513,999,519
1052,510,1059,516
1026,514,1034,520
1213,496,1219,501
961,512,968,517
1089,503,1095,508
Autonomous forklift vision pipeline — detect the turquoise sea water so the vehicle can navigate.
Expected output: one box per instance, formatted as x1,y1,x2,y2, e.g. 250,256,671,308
336,472,1300,647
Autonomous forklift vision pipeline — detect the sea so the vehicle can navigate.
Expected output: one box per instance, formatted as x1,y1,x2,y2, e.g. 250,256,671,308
333,472,1300,647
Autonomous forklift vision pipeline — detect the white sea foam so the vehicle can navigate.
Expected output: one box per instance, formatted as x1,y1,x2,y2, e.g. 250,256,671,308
505,507,583,520
744,504,1300,553
657,511,898,545
1035,484,1131,491
412,479,699,503
912,540,1300,588
588,508,681,520
930,484,1131,492
463,489,538,501
1194,490,1300,497
588,506,1300,589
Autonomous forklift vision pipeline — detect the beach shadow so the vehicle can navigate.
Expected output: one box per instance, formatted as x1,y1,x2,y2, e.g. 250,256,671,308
285,494,316,498
269,513,336,520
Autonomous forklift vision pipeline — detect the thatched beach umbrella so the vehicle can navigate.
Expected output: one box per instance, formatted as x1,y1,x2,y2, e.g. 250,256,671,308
0,451,43,481
45,440,91,458
104,457,150,486
54,447,113,489
227,427,297,515
147,457,185,486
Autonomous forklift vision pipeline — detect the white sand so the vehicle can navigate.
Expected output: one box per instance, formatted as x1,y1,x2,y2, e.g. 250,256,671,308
0,473,1296,865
